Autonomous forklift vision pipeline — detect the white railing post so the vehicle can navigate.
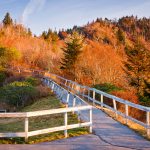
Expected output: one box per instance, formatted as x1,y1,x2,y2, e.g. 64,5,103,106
93,90,95,105
66,92,70,107
79,86,81,95
59,88,62,98
48,80,51,87
113,99,118,118
147,111,150,137
60,89,64,100
46,79,48,85
89,108,92,133
88,89,90,101
68,82,70,90
65,80,67,86
125,104,129,125
57,86,60,95
72,98,76,115
47,79,50,86
73,96,76,107
64,112,68,138
25,117,29,142
78,101,82,122
71,83,74,91
101,94,103,108
54,84,56,93
51,83,54,92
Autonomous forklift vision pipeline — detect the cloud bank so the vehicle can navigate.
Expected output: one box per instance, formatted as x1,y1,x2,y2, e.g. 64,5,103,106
22,0,46,24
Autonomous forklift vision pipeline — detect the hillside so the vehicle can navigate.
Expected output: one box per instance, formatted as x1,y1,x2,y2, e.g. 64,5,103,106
0,14,150,106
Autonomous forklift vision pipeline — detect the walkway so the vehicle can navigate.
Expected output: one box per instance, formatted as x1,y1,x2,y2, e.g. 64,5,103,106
1,107,150,150
39,107,150,150
1,81,150,150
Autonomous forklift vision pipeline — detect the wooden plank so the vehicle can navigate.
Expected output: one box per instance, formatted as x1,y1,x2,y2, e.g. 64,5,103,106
0,112,27,118
64,112,68,138
28,126,66,136
147,112,150,136
93,90,95,105
26,106,92,117
25,117,29,142
125,104,129,125
88,89,90,101
113,99,118,118
72,97,76,114
101,94,103,108
28,122,91,137
66,92,70,105
0,132,25,137
89,108,92,133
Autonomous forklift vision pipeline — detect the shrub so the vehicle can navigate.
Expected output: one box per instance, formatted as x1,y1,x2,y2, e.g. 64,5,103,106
25,77,40,86
139,96,150,107
93,83,122,93
35,85,50,98
4,75,25,85
0,72,6,85
0,81,37,108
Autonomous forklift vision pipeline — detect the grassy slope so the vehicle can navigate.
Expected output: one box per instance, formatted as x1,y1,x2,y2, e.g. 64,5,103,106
0,94,88,144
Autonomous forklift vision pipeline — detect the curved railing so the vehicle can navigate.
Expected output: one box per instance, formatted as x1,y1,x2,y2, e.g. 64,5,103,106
9,66,150,137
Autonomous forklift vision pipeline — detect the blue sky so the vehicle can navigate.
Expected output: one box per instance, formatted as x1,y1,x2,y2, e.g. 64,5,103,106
0,0,150,35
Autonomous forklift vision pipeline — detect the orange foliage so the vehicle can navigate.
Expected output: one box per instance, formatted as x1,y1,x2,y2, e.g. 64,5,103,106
76,40,126,87
111,90,139,104
0,25,63,73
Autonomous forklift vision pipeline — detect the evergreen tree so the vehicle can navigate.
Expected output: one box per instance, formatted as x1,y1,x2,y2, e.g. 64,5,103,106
125,40,150,98
117,29,125,44
41,31,47,39
61,31,84,80
144,80,150,98
3,12,13,27
27,28,32,36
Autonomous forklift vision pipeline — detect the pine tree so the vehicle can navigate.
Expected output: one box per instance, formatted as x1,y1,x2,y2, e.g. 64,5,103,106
41,31,47,39
124,40,150,98
3,12,13,27
61,31,84,80
117,29,125,44
144,80,150,98
27,28,32,36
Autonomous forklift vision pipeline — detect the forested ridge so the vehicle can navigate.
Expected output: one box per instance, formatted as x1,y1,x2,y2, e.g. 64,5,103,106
0,13,150,107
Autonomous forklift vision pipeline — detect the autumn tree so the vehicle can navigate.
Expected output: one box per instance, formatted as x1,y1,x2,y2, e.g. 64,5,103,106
61,31,84,80
0,47,21,71
124,41,150,99
3,12,13,27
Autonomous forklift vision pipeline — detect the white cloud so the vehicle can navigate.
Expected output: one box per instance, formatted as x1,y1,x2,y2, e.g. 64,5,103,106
22,0,46,24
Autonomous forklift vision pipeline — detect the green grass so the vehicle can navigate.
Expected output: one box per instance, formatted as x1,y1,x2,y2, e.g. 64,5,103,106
0,94,89,144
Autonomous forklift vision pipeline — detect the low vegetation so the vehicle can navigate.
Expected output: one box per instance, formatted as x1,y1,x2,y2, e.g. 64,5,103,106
0,95,88,144
93,83,122,93
0,73,50,111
